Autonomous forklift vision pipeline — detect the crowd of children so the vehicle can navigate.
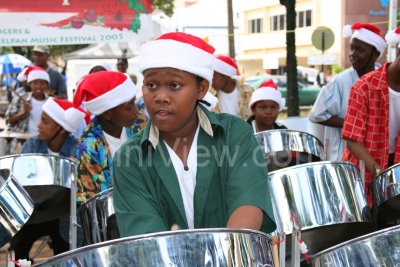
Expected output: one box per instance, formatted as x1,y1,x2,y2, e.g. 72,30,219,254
2,22,400,263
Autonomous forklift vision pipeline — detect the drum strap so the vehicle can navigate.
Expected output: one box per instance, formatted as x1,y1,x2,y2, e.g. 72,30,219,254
49,126,63,142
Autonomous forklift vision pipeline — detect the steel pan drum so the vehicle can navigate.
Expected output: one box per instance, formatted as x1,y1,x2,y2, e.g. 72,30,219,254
78,187,119,245
0,168,34,236
255,129,325,171
311,225,400,266
371,163,400,225
269,161,373,255
34,228,274,267
0,154,77,224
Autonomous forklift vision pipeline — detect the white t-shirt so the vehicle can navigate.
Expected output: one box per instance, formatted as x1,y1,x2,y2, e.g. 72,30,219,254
218,87,239,116
102,128,128,157
27,97,46,135
164,125,200,229
389,88,400,153
47,148,59,156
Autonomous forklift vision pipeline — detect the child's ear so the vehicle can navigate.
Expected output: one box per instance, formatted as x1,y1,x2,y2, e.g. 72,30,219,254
197,79,209,100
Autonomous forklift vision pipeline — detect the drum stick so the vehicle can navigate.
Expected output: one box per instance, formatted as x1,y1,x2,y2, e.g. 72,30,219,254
271,236,280,267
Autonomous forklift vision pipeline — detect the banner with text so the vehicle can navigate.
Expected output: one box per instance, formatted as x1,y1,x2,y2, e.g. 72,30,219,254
0,0,157,46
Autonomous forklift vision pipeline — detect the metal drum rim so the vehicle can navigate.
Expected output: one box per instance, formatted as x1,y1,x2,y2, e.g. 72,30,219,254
310,224,400,259
375,162,400,177
254,129,324,147
0,168,11,192
82,187,113,205
268,160,359,176
35,228,272,265
0,153,77,164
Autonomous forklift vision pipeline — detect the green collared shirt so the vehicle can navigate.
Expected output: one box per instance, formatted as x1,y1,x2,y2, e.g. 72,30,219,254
113,105,276,236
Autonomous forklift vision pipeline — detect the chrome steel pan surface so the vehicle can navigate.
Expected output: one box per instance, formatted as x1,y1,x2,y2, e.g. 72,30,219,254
269,161,373,255
34,228,275,267
0,168,34,236
371,162,400,225
0,154,77,223
78,187,119,245
311,224,400,267
255,129,324,171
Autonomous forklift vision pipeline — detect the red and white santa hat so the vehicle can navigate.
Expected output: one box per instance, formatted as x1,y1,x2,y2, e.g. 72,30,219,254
73,71,137,115
17,65,40,83
42,97,90,133
343,22,386,56
25,66,50,83
213,55,240,79
385,26,400,46
138,32,215,83
249,79,286,111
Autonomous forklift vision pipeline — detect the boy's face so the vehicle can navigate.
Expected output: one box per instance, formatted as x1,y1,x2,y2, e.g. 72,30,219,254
349,38,378,71
211,71,228,91
29,79,47,98
117,60,128,73
38,112,61,140
104,97,138,128
142,67,208,134
252,100,280,129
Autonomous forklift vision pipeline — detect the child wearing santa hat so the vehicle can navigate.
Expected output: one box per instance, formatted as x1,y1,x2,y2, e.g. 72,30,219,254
113,32,276,237
310,22,385,161
22,97,90,155
8,98,90,263
247,79,286,133
73,71,147,203
5,66,50,135
12,65,43,99
211,55,253,119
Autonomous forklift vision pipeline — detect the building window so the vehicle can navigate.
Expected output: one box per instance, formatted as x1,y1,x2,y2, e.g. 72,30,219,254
270,14,286,31
248,18,263,33
297,10,312,28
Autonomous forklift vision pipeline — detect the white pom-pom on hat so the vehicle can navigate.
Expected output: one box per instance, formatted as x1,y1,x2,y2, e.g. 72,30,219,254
385,27,400,45
343,24,353,38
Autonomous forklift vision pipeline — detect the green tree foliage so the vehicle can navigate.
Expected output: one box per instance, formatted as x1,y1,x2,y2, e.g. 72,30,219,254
153,0,174,17
332,64,344,75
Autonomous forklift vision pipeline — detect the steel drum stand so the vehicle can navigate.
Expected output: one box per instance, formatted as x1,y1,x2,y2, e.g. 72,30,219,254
69,174,77,250
291,229,301,267
278,233,286,267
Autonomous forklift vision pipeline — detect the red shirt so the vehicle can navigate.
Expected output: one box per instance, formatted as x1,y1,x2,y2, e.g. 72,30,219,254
342,63,400,202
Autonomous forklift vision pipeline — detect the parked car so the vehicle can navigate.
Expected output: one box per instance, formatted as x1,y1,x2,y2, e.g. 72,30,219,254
245,75,320,106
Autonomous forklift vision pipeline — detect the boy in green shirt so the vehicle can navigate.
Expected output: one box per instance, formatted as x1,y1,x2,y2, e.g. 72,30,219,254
113,32,276,236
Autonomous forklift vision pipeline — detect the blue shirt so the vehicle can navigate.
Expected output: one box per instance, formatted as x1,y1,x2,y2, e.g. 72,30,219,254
21,134,78,157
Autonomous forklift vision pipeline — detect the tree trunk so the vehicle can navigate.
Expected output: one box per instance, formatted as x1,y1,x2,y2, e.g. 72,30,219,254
227,0,235,58
281,0,299,116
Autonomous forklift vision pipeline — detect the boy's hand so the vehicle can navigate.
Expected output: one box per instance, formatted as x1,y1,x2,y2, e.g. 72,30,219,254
23,101,32,114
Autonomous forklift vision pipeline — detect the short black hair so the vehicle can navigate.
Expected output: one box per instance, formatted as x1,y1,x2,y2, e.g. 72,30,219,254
117,58,128,65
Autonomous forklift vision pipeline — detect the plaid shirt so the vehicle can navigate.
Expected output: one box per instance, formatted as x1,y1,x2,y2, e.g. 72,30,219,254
5,92,31,133
75,113,147,203
342,63,400,192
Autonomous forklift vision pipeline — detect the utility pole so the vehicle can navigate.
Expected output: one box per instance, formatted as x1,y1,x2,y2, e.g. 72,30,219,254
388,0,398,62
280,0,299,116
227,0,235,58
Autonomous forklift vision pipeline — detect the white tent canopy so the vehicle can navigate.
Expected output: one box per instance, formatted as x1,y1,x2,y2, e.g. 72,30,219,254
64,42,139,60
